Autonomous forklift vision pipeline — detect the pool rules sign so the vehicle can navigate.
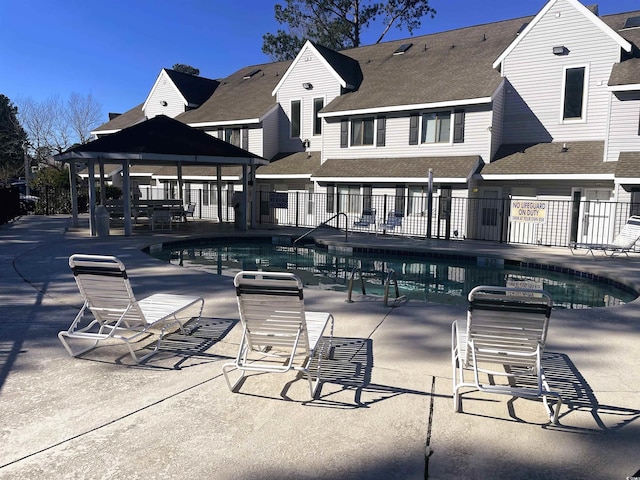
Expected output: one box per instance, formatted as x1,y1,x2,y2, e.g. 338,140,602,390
510,200,548,223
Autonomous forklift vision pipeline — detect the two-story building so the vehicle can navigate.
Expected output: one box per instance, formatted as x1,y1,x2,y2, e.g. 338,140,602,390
91,0,640,246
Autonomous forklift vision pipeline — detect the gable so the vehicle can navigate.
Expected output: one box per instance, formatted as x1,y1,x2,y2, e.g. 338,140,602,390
272,40,356,97
493,0,632,70
142,69,188,119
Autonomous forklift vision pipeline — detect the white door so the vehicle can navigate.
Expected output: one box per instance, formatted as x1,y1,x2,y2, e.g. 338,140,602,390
579,189,614,244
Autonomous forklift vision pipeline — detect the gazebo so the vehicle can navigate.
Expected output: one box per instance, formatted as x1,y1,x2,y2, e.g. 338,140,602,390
54,115,267,236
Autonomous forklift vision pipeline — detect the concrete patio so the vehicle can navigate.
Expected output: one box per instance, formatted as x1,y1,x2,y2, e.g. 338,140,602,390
1,215,639,479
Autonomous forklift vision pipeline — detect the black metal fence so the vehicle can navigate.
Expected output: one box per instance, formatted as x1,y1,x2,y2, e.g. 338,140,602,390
0,187,21,224
22,185,639,249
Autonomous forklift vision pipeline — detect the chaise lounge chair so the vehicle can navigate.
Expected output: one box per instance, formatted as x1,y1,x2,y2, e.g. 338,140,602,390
451,285,562,423
570,215,640,257
59,254,204,363
377,210,403,235
222,271,334,398
353,208,376,231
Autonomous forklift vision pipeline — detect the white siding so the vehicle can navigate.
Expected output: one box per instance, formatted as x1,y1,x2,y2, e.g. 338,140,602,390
322,105,492,162
144,70,186,119
606,91,640,162
262,108,280,160
276,45,342,152
501,0,620,144
489,82,505,161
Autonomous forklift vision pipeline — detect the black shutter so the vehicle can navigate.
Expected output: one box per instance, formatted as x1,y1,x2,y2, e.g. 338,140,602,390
217,127,223,139
409,114,419,145
340,120,348,148
453,110,465,143
241,127,248,150
376,117,386,146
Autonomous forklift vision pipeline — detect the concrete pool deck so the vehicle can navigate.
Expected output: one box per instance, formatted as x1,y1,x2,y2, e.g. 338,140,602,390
1,215,639,479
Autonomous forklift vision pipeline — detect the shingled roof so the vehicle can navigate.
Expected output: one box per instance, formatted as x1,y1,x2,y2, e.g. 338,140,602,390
256,152,321,177
482,142,615,177
178,60,292,125
164,69,219,106
615,152,640,179
604,10,640,88
312,156,480,181
93,103,145,133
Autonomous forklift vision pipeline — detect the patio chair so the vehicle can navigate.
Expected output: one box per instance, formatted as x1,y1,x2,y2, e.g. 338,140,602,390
353,208,376,231
184,203,196,220
222,271,334,398
451,285,562,423
59,254,204,363
151,207,172,230
570,215,640,257
377,210,403,235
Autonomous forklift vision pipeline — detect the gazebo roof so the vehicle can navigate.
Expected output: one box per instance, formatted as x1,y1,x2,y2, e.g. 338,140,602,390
55,115,267,166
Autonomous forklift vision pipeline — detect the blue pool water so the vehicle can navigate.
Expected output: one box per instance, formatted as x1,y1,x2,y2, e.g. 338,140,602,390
147,237,637,309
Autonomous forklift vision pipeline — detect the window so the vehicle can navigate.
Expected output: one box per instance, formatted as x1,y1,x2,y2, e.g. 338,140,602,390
562,66,586,120
313,98,324,135
351,117,374,146
291,99,301,137
202,182,210,206
225,128,241,147
338,185,360,213
408,186,426,215
421,112,451,143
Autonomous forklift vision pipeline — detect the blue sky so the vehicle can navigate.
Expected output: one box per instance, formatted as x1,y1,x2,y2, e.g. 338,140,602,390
2,0,639,122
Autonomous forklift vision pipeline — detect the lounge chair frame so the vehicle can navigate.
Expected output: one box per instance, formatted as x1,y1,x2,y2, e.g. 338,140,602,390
353,208,376,231
452,285,562,423
59,254,204,363
223,271,334,398
570,215,640,257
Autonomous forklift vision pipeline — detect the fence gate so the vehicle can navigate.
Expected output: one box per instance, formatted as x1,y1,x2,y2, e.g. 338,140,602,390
476,189,504,241
578,189,614,245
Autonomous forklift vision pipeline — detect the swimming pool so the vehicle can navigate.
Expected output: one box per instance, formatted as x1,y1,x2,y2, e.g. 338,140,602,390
147,237,637,309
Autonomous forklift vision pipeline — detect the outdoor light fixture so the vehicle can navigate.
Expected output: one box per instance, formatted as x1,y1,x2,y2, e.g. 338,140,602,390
160,100,168,106
552,46,567,55
302,82,313,90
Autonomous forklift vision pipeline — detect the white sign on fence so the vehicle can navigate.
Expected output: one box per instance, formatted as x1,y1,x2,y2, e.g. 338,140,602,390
510,200,547,223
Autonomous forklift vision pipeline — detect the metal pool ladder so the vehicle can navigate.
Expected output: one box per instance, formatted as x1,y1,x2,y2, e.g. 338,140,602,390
346,267,403,307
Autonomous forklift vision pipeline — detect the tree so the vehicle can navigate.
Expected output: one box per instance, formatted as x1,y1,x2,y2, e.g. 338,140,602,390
0,94,27,185
262,0,436,61
66,93,103,145
172,63,200,76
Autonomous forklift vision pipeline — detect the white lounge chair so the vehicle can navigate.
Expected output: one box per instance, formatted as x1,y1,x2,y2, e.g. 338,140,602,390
452,285,562,423
353,208,376,231
59,254,204,363
223,271,334,398
570,215,640,257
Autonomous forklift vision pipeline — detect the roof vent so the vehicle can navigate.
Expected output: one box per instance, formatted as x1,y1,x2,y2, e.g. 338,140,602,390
623,15,640,29
516,22,529,35
393,43,413,55
243,68,261,79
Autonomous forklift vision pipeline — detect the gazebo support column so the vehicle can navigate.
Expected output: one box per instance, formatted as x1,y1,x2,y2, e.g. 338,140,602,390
87,161,96,236
68,160,79,228
122,160,132,236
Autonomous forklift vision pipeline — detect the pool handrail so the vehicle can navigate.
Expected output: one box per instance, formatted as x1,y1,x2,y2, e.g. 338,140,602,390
294,212,348,244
